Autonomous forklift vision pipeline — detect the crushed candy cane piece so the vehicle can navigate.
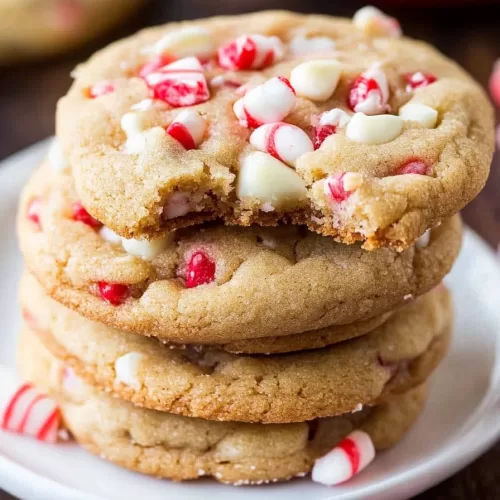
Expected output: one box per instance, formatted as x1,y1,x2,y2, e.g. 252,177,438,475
218,34,284,71
312,430,375,486
250,122,313,167
233,76,296,128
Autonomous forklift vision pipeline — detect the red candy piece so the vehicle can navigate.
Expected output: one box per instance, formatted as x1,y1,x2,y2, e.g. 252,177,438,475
72,202,102,229
27,198,42,229
143,57,210,107
88,81,114,98
347,76,382,112
139,55,175,79
404,72,437,91
489,61,500,107
325,173,351,203
186,251,216,288
98,282,130,306
396,160,429,176
1,382,61,443
313,124,337,150
166,122,196,150
218,36,257,70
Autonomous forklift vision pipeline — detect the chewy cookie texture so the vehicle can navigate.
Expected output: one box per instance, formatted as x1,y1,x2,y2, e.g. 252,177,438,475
21,272,452,423
56,9,494,249
18,163,462,343
19,327,429,485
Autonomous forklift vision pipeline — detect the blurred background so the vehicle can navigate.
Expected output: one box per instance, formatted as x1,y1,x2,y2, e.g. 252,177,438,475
0,1,499,498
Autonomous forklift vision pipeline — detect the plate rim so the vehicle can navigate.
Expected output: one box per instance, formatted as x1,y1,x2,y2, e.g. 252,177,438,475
0,139,499,500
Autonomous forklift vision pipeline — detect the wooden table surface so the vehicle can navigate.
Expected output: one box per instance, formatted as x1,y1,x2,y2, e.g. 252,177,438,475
1,1,499,498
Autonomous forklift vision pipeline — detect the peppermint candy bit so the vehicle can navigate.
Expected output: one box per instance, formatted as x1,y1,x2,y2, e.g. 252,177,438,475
348,65,389,115
1,382,61,443
313,108,352,149
98,282,130,306
143,56,210,108
324,172,362,204
72,202,102,229
139,54,175,79
87,81,114,98
233,76,296,128
395,160,430,176
186,251,216,288
404,72,438,91
218,34,284,71
250,122,313,167
312,430,375,486
166,110,206,150
27,198,42,230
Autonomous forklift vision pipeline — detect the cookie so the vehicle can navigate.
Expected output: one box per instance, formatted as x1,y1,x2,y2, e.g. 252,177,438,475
18,327,429,485
21,273,452,423
55,9,494,249
18,164,461,344
0,0,143,63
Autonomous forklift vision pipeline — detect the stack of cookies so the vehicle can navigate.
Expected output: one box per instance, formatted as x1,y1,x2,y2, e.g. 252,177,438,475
13,7,494,487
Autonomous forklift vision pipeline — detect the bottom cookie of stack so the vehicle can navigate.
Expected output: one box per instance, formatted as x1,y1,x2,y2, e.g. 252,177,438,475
18,327,429,486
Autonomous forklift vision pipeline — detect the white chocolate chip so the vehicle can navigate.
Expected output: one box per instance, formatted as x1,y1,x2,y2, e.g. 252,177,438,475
319,108,352,128
122,234,172,260
114,352,144,390
121,112,148,154
47,138,68,172
237,152,307,209
399,103,438,128
290,60,342,101
346,113,403,144
289,36,336,55
416,229,431,249
148,27,215,59
163,192,192,219
249,123,313,167
99,226,122,244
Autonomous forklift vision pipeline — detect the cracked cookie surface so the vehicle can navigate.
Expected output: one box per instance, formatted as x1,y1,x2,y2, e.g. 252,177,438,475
19,327,428,485
21,273,452,423
18,164,461,343
56,10,493,249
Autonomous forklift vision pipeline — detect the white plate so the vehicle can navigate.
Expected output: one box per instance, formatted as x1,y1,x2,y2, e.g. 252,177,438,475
0,140,499,500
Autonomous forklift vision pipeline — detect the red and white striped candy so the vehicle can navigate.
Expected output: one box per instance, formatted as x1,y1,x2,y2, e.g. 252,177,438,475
1,369,61,444
324,172,363,204
250,122,313,167
166,110,206,150
404,72,438,92
313,108,351,149
312,430,375,486
218,34,284,71
143,56,210,107
353,6,401,38
233,76,296,128
348,65,389,115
